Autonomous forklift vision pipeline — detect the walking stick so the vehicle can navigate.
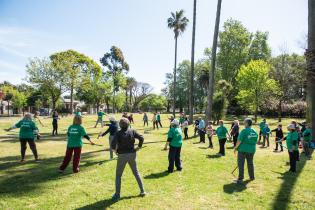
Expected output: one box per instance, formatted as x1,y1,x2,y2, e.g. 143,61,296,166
231,165,238,176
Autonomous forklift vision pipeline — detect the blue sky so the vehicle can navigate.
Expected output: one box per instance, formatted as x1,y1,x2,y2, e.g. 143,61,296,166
0,0,308,93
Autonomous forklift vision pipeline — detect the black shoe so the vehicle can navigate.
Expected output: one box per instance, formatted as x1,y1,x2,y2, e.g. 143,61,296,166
168,170,174,173
177,168,182,172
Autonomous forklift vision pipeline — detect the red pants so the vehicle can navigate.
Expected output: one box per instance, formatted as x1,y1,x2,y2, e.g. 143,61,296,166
59,147,82,173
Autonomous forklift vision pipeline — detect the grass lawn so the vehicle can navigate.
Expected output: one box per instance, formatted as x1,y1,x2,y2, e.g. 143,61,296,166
0,114,314,210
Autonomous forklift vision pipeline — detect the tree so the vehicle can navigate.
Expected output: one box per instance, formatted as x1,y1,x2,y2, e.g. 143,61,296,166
139,94,167,112
2,86,14,116
100,46,129,113
236,60,279,123
26,57,66,111
249,31,272,61
130,82,153,111
206,0,222,121
167,9,189,117
306,0,315,139
189,0,197,123
12,91,27,114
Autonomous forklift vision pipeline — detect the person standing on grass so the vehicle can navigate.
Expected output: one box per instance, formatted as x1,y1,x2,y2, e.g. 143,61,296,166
280,124,299,173
5,113,39,162
73,107,82,116
262,123,271,148
198,117,206,143
156,112,163,128
94,109,106,128
216,120,231,156
59,115,95,173
152,113,158,130
271,124,284,152
143,112,149,127
230,120,240,148
234,118,258,183
206,121,214,148
164,119,183,173
128,114,134,124
179,113,185,126
258,119,266,144
52,110,60,136
182,117,189,140
33,111,44,140
302,123,312,159
111,118,146,200
98,117,119,160
194,118,200,136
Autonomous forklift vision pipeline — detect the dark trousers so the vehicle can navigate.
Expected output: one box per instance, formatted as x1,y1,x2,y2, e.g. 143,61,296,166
199,130,205,143
184,128,188,139
258,131,262,143
157,120,163,128
194,127,199,136
288,151,297,172
262,135,269,147
153,121,159,129
208,135,213,148
143,121,148,126
20,138,38,160
168,146,182,172
219,138,227,155
52,123,58,135
59,147,82,173
238,152,255,180
275,138,283,151
303,141,311,158
233,134,239,147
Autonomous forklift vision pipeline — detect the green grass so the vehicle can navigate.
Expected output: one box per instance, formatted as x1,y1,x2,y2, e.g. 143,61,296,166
0,114,314,210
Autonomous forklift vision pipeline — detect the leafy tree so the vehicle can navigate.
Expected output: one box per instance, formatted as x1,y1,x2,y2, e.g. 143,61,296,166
2,86,14,116
139,94,167,112
167,9,189,116
249,31,272,61
236,60,280,122
100,46,129,113
12,91,27,114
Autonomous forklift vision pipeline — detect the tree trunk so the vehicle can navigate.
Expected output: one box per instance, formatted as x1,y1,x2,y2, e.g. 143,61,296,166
306,0,315,140
70,83,74,113
125,89,128,111
129,89,132,111
206,0,222,121
278,100,282,122
173,36,178,117
189,0,197,124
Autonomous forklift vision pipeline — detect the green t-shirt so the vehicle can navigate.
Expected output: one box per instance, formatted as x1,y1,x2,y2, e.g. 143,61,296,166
303,129,312,142
259,122,266,131
67,125,87,148
237,127,258,153
74,111,82,116
179,117,185,124
156,114,161,121
286,131,299,151
15,119,38,139
168,127,183,147
216,125,228,140
97,111,105,120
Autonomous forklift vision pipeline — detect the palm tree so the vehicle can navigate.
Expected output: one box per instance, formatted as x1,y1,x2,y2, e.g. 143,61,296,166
306,0,315,139
168,10,189,117
206,0,222,121
189,0,197,123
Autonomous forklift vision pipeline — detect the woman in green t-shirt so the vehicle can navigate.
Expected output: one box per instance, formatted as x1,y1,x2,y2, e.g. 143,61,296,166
5,113,39,162
59,115,95,173
215,120,231,156
302,123,312,159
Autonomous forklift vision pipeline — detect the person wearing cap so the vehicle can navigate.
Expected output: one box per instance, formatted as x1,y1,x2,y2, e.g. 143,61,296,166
302,123,312,159
280,124,299,173
59,115,95,173
262,123,271,147
164,119,183,173
198,117,206,143
271,124,284,152
111,118,145,200
258,119,266,144
98,116,119,160
216,120,231,156
5,113,40,162
234,118,258,183
94,109,106,128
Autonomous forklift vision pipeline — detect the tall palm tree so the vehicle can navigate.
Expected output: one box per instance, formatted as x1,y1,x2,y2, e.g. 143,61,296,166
189,0,197,123
206,0,222,121
168,10,189,117
306,0,315,139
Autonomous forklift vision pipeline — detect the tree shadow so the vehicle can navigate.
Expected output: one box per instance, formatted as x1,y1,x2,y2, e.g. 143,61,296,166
223,180,251,194
198,146,209,149
144,170,169,179
75,195,141,210
206,154,222,159
271,150,313,210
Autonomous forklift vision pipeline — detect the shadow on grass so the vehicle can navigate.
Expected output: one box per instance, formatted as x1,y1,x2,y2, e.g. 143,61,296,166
144,170,169,179
271,150,313,210
0,149,105,195
76,195,141,210
206,154,223,159
223,180,251,194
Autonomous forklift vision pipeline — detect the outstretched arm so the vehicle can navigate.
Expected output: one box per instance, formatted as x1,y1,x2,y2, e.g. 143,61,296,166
83,135,95,145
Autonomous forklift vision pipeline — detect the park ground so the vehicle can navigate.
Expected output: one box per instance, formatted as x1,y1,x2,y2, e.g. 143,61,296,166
0,114,314,210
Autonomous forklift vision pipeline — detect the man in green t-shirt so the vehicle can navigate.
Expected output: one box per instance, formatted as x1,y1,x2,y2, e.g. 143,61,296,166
258,119,266,144
280,124,299,172
234,118,258,183
94,109,106,128
156,112,163,128
6,113,39,162
164,119,183,173
215,120,231,156
302,124,312,159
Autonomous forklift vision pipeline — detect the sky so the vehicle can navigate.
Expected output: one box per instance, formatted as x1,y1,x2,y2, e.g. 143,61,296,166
0,0,308,93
